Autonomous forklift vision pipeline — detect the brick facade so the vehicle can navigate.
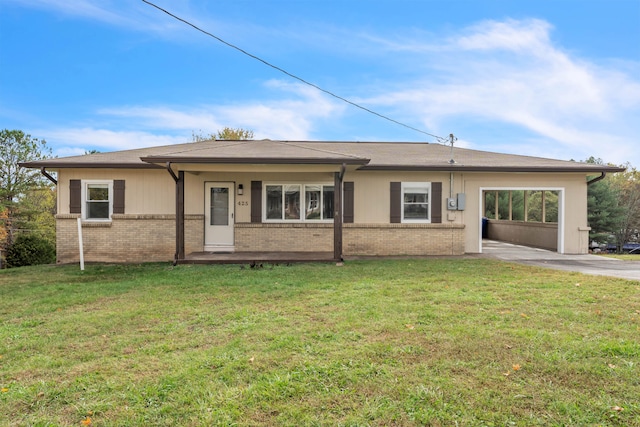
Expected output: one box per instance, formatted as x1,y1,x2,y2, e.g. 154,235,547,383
56,216,464,263
56,214,204,264
234,222,465,256
343,223,465,256
235,223,334,252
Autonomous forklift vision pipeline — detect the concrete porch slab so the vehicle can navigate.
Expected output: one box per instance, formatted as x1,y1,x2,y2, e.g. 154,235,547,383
179,251,336,265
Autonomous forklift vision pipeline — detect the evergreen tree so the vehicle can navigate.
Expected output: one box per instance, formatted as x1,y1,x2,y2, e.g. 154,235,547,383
587,177,623,247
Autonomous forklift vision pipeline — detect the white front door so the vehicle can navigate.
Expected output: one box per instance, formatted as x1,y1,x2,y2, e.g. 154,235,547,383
204,182,234,252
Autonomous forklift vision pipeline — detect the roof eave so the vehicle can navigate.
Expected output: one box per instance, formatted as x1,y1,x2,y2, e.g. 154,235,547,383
19,161,164,169
359,165,627,173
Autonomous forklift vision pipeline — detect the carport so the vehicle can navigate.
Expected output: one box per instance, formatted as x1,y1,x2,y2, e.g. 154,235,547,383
480,187,564,253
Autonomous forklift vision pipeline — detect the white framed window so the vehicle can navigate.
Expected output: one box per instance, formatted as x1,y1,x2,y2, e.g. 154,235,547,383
82,180,113,221
402,182,431,223
264,183,334,222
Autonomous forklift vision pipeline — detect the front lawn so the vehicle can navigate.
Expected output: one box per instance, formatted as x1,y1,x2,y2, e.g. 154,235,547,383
1,259,639,426
598,253,640,261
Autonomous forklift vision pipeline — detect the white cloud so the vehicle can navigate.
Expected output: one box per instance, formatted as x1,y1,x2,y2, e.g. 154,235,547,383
98,106,222,132
4,0,224,38
101,81,343,139
361,18,640,164
42,128,186,157
9,0,147,27
42,81,345,154
455,19,553,54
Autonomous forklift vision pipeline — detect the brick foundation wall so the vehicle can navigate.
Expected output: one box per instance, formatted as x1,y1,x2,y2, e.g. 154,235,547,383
234,223,465,256
344,223,465,256
56,214,204,264
235,223,333,252
57,217,465,263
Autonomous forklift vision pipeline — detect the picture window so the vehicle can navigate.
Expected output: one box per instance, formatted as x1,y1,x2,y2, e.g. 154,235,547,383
264,183,334,221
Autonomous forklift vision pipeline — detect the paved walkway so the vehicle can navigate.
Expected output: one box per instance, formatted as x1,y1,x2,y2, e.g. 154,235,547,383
481,240,640,282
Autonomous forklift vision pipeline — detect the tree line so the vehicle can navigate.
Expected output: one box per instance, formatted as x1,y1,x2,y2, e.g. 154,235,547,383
1,128,639,267
0,129,56,267
586,156,640,252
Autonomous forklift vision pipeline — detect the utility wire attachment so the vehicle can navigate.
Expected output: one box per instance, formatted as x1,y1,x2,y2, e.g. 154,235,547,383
142,0,448,143
448,133,458,164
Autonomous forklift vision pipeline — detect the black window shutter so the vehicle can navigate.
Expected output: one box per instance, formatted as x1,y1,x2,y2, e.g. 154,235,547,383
390,182,401,223
431,182,442,223
113,180,125,214
251,181,262,223
70,180,81,214
343,181,354,223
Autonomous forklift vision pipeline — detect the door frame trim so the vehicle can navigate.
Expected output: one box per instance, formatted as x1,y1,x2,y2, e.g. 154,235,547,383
204,181,235,252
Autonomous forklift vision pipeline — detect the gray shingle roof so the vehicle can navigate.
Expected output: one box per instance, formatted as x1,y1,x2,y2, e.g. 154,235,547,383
20,140,624,173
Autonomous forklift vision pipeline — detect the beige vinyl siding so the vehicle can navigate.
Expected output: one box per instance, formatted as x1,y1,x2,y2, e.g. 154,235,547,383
348,171,453,224
57,169,175,215
183,171,338,221
187,170,452,224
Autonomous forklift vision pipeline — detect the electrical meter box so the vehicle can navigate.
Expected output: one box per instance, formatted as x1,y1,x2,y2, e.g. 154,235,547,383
447,193,466,211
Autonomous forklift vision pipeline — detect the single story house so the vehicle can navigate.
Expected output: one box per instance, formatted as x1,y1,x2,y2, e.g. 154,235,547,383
20,139,624,264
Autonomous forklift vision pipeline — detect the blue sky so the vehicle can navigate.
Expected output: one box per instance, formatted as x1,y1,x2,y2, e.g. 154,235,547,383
1,0,639,166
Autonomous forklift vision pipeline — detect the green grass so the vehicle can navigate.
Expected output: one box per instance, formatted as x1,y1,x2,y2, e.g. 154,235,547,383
1,259,639,426
598,253,640,261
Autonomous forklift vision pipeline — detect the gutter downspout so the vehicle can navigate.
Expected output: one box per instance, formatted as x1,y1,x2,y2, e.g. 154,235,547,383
41,168,57,185
587,172,606,185
166,162,179,183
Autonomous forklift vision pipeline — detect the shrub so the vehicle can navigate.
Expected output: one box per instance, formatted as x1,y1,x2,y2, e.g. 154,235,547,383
5,234,55,268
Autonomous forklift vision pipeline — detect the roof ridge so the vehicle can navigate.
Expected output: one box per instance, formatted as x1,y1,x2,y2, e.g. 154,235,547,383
156,139,250,155
275,140,369,160
144,139,369,160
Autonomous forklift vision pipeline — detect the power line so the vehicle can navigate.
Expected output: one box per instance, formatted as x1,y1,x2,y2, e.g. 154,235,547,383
141,0,448,143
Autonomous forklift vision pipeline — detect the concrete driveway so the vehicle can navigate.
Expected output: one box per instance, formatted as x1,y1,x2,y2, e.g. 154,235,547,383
481,240,640,282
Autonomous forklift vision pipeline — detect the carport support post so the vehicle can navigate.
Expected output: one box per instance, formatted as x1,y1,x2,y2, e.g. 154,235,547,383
166,163,185,264
333,164,346,262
